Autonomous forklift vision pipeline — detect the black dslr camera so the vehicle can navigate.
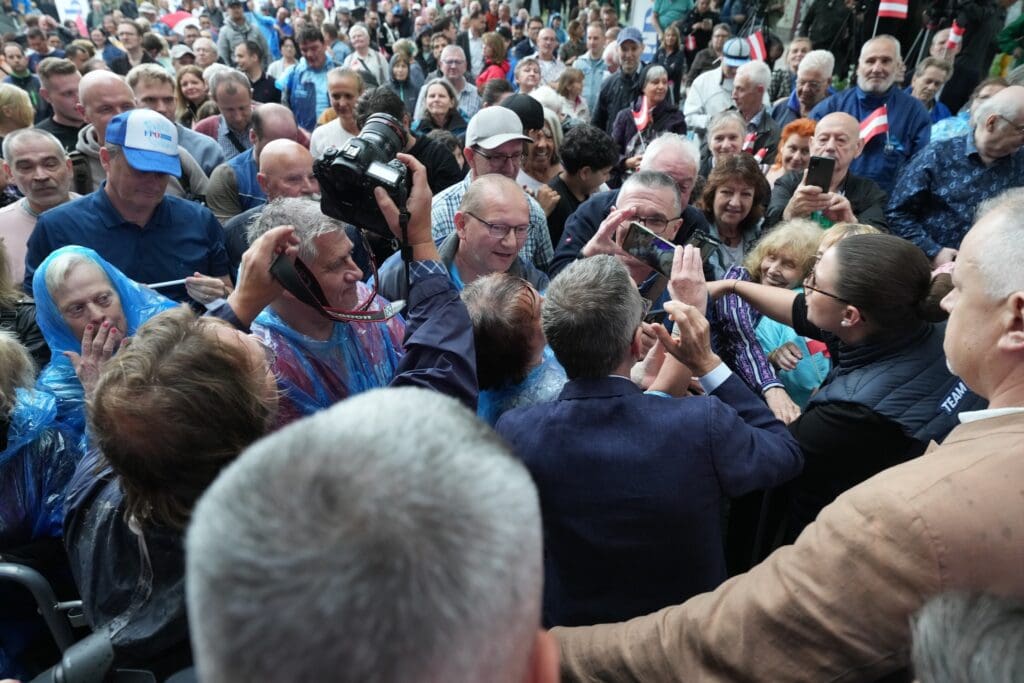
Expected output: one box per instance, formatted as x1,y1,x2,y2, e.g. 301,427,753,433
314,113,409,238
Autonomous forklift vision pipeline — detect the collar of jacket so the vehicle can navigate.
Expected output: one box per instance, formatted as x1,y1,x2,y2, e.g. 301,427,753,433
835,321,931,370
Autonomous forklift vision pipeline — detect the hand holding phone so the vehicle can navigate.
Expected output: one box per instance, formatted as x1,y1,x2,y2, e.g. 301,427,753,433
621,221,677,277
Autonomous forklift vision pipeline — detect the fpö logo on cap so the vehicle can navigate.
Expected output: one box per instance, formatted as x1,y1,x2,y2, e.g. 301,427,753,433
122,111,178,155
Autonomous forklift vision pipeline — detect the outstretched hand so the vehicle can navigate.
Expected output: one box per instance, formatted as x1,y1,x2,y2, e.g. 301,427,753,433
64,321,125,398
668,244,708,310
227,225,300,327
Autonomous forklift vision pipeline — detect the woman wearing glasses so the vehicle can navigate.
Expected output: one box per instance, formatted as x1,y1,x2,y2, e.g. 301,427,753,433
699,153,771,280
688,231,980,543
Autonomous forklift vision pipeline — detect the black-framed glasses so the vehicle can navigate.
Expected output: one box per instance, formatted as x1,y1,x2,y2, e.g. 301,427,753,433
613,208,681,235
466,211,530,239
473,147,525,166
997,114,1024,135
804,269,850,304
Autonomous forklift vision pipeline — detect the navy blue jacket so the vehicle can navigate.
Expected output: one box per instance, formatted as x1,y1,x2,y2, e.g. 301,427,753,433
496,372,802,627
549,190,711,277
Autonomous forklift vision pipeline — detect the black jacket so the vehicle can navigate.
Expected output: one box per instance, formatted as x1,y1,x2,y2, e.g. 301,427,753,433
592,67,645,134
766,169,889,231
1,300,50,371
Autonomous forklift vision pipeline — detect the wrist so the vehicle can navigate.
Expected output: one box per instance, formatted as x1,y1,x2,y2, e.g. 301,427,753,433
693,353,722,377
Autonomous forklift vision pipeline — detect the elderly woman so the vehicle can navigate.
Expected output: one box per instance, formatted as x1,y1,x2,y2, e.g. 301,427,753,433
412,77,468,139
707,219,823,424
175,65,209,128
691,232,978,541
462,273,566,425
699,153,771,279
555,67,589,122
384,52,419,118
343,24,389,87
519,106,563,192
765,117,815,186
611,65,686,187
515,56,543,95
699,109,745,177
31,246,176,442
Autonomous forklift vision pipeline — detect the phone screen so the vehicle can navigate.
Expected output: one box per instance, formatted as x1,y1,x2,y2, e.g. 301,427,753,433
621,222,676,278
805,156,835,192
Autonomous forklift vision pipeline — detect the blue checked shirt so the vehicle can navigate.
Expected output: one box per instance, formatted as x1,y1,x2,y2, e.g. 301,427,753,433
887,133,1024,258
430,174,554,271
216,115,253,162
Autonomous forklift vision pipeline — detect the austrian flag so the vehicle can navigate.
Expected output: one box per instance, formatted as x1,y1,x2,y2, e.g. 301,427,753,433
747,31,767,61
877,0,908,19
946,21,965,50
860,105,889,144
632,95,651,132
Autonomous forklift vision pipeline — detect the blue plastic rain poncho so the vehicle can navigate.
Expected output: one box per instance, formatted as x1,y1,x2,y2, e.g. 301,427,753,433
478,346,567,426
252,281,406,428
31,246,178,442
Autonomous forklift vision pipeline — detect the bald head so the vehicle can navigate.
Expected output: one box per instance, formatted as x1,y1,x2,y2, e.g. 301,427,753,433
257,139,319,201
462,174,528,216
252,103,299,157
810,112,864,176
77,70,135,142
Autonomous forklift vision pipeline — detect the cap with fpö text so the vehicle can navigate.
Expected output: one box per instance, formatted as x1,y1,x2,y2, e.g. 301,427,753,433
104,109,182,177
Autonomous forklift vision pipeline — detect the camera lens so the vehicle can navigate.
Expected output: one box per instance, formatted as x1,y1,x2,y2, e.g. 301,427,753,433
359,113,407,163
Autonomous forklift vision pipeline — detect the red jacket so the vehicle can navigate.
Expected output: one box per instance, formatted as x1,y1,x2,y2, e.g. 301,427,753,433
475,60,510,90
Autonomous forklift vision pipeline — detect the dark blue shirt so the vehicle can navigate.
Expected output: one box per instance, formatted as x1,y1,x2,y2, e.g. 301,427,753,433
810,85,931,194
25,185,230,302
886,133,1024,257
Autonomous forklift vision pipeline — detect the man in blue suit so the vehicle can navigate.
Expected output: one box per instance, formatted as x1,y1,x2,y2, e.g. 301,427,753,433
495,253,803,629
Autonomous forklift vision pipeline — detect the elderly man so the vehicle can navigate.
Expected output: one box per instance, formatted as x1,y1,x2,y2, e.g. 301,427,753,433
186,388,554,683
413,45,481,120
377,174,549,301
592,27,645,134
217,0,270,69
811,35,930,193
281,25,337,130
530,27,566,86
27,109,230,303
685,36,755,139
888,86,1024,266
554,188,1024,683
771,49,834,127
205,103,299,222
767,112,888,230
907,56,953,124
74,70,209,199
432,107,554,271
550,133,709,276
219,139,319,274
731,60,780,164
192,37,220,70
0,129,76,284
127,63,224,176
194,68,255,161
35,57,84,152
497,246,802,627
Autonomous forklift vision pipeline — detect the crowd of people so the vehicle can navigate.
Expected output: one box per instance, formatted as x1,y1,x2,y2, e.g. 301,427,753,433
2,0,1024,680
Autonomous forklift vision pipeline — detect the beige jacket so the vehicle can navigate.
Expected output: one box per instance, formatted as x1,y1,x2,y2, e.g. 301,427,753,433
556,412,1024,682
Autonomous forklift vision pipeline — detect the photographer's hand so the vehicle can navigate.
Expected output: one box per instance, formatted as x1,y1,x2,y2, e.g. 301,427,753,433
227,225,300,327
375,152,440,262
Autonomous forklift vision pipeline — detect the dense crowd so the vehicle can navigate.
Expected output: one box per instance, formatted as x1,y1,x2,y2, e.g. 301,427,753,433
1,0,1024,680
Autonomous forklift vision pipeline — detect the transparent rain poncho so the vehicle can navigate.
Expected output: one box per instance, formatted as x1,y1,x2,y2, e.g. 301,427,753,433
31,246,178,442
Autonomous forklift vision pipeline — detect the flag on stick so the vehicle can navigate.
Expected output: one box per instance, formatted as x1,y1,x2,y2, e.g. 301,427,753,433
747,30,767,61
877,0,908,18
632,95,651,132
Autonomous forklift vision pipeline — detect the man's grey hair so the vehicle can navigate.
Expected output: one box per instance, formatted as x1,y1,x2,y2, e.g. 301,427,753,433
911,592,1024,683
543,254,644,378
2,127,67,164
972,188,1024,299
192,37,217,53
860,34,902,62
250,197,347,263
186,387,543,683
972,91,1024,133
441,44,468,63
209,68,251,101
621,169,681,215
641,132,700,172
798,49,835,79
736,60,771,89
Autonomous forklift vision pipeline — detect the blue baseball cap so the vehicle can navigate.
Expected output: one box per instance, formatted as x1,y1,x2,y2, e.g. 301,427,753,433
104,110,181,177
617,27,643,45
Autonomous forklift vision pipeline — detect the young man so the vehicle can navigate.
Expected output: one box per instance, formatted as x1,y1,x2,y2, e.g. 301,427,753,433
546,124,617,245
35,57,84,151
2,41,49,122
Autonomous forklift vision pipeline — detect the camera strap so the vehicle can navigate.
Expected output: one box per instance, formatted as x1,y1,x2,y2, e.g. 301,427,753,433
269,253,405,323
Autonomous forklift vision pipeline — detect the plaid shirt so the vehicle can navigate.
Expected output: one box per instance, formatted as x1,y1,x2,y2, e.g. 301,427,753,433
216,115,253,162
431,174,554,272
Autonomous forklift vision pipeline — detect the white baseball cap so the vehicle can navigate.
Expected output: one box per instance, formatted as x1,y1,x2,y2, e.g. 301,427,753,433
465,107,532,150
104,110,181,177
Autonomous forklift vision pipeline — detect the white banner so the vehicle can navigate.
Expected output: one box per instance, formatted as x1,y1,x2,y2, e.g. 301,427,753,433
627,0,659,62
55,0,89,35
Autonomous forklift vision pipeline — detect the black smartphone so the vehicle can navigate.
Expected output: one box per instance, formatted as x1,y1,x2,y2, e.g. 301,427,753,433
684,229,722,264
622,222,677,278
805,155,835,192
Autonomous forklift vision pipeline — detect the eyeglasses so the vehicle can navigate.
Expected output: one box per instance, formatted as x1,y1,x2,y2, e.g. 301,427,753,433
997,114,1024,136
804,269,850,304
473,147,525,166
614,208,681,235
466,211,530,239
441,59,466,66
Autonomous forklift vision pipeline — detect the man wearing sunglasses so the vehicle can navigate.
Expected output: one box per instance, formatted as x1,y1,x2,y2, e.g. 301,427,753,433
431,106,555,271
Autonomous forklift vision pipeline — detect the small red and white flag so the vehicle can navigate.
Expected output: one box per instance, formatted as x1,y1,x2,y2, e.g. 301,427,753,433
754,147,767,162
877,0,908,19
747,30,767,61
859,105,889,144
742,131,757,152
946,20,965,50
632,95,651,132
685,33,697,52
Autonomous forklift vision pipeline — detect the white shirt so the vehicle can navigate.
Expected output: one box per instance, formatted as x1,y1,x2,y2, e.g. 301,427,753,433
959,407,1024,424
309,120,355,159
